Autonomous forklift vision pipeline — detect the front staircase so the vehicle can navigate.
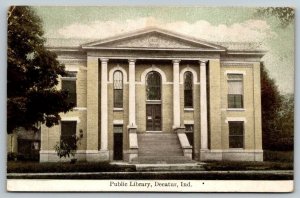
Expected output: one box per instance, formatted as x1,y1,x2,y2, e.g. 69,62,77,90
134,132,195,164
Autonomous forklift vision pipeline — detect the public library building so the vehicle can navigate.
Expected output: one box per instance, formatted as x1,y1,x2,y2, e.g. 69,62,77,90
40,28,264,163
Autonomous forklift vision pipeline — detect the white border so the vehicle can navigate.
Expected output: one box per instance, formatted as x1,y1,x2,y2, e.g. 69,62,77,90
7,180,293,192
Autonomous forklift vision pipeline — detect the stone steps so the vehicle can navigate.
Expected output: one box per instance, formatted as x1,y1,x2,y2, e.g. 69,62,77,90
136,132,193,164
136,156,195,164
135,163,205,171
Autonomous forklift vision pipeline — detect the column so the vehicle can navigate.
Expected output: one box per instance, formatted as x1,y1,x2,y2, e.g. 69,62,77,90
86,56,99,152
173,59,181,128
200,60,208,150
100,58,109,151
128,59,136,128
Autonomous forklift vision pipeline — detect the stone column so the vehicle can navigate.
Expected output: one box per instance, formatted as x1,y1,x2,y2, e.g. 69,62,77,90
86,56,100,161
127,59,138,162
128,59,136,128
173,59,181,129
200,60,208,151
100,58,109,159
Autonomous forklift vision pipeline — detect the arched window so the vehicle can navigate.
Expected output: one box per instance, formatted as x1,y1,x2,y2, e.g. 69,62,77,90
184,71,193,108
113,71,123,108
146,71,161,100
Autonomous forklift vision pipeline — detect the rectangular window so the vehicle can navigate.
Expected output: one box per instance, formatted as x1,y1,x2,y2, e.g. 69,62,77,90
114,89,123,108
227,74,243,108
62,72,77,106
228,121,244,148
61,121,77,150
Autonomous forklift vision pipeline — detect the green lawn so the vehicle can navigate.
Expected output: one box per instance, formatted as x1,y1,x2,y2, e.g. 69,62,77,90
202,161,293,171
7,160,293,173
7,161,136,173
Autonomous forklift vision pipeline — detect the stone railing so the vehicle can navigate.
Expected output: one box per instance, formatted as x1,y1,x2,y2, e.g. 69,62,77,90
174,127,192,159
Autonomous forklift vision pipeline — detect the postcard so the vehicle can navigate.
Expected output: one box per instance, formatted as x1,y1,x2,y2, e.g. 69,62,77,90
7,6,294,192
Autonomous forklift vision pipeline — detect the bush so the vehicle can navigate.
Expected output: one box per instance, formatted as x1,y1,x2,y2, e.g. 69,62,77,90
268,137,294,151
264,150,293,162
7,152,17,161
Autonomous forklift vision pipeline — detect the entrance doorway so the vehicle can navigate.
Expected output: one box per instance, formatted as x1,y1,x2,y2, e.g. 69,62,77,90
146,104,161,131
146,71,162,131
113,125,123,160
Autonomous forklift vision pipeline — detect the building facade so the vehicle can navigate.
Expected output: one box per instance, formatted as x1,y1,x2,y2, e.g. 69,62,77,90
40,28,265,162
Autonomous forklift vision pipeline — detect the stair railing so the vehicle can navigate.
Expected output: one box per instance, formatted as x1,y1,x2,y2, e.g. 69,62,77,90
175,126,193,159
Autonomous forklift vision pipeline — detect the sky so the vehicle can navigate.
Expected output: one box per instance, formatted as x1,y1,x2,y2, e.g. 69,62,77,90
34,6,294,94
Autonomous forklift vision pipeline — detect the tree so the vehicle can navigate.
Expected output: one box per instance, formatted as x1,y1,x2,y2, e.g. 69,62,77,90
255,7,295,28
260,62,282,150
261,62,294,151
7,6,74,133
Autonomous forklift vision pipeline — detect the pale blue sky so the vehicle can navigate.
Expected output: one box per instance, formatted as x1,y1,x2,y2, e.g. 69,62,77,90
34,6,294,94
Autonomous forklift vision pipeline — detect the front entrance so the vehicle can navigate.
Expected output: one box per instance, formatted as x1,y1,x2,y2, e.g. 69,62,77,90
146,71,162,131
146,104,162,131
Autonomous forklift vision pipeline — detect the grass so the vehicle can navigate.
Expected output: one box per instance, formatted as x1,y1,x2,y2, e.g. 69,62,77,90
7,160,293,180
7,161,136,173
202,161,293,171
7,160,293,173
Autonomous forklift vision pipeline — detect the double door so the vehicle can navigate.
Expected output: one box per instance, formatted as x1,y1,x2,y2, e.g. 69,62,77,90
146,104,161,131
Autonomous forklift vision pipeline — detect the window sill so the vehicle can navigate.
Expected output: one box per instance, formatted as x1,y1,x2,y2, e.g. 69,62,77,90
184,108,194,111
227,108,245,111
113,108,124,111
146,100,161,104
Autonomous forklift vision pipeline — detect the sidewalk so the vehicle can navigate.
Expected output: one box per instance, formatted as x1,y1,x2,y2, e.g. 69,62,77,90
7,170,294,180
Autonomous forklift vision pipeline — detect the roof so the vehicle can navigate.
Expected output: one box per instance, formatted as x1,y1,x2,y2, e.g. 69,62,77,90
45,27,267,52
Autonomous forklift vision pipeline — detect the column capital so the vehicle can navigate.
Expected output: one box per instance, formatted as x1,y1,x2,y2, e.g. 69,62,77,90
199,59,208,65
172,59,181,64
100,58,109,63
128,59,136,63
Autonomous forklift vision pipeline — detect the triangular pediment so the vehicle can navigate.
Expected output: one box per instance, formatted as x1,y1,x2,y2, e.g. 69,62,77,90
82,28,226,51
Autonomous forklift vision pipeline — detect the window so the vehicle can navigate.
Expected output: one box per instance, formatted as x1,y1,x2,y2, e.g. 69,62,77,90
227,74,243,108
184,72,193,108
113,125,123,160
146,71,161,100
113,71,123,108
228,121,244,148
61,71,77,105
61,121,77,150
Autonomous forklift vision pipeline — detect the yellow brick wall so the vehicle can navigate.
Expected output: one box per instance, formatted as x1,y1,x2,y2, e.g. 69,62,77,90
209,59,222,150
220,62,262,150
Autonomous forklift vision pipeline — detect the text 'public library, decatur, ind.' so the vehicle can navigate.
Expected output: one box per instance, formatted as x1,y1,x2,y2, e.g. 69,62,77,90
40,28,265,163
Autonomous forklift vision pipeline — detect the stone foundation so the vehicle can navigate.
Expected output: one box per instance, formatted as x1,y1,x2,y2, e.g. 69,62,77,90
199,149,263,161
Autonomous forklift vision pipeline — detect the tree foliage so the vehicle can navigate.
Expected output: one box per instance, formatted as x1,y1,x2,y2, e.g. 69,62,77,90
261,63,294,151
256,7,295,28
7,6,75,133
